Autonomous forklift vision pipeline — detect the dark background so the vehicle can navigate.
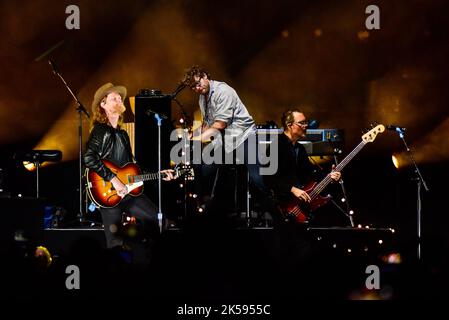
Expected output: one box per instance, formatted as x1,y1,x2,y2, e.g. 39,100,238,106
1,0,449,300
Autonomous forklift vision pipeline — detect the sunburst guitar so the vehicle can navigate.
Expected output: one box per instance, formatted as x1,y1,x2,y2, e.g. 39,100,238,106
86,159,192,208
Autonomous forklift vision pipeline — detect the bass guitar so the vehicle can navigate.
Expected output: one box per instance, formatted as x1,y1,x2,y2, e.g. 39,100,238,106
279,124,385,224
86,159,192,208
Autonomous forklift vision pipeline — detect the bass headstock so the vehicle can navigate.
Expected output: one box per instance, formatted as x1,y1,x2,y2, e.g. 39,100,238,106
362,123,385,143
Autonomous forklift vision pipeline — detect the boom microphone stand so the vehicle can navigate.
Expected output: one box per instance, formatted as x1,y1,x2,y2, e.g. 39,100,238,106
390,126,429,260
47,59,90,226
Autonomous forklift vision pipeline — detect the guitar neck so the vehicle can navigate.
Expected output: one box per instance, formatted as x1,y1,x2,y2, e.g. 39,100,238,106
134,171,167,183
309,140,366,199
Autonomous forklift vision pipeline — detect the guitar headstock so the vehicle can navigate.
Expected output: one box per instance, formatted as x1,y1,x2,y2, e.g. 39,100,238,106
362,123,385,143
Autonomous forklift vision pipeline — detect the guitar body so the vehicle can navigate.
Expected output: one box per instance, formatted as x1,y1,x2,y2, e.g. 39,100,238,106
279,181,332,224
86,159,143,208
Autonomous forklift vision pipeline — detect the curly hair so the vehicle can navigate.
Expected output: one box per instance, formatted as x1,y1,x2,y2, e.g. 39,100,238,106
89,96,124,131
181,65,211,88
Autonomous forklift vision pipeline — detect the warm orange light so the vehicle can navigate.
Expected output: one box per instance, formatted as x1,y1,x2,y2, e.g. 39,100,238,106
23,161,50,172
392,154,399,169
23,161,36,171
309,156,333,165
357,30,370,40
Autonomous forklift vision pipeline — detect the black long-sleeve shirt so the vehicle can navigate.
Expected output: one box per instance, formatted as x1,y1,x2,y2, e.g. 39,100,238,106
266,133,320,203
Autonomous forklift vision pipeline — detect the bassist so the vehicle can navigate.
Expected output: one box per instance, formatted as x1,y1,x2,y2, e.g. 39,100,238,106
266,109,342,291
266,109,341,220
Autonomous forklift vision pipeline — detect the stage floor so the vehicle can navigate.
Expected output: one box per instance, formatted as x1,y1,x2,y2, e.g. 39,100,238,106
2,217,447,303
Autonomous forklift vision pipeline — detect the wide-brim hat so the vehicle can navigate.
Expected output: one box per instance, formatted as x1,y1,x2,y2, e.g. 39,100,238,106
91,83,127,113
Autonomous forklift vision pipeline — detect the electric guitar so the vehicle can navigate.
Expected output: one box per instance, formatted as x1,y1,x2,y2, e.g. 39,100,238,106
86,159,193,208
279,124,385,224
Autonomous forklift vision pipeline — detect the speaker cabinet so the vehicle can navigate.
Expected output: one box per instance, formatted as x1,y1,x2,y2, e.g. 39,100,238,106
134,90,172,172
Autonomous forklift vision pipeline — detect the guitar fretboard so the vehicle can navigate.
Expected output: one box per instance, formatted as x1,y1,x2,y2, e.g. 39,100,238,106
134,171,167,183
309,141,366,199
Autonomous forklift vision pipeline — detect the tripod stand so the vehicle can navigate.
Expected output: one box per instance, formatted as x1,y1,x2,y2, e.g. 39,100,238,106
391,126,429,260
46,59,92,226
330,147,355,227
309,141,355,227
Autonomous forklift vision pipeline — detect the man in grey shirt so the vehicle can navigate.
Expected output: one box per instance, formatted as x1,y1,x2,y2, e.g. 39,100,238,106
196,74,255,154
181,65,276,220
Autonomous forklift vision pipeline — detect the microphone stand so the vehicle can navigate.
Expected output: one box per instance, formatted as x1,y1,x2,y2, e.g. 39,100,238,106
48,58,91,226
393,127,429,261
172,98,190,221
328,139,354,227
170,84,192,223
153,113,165,233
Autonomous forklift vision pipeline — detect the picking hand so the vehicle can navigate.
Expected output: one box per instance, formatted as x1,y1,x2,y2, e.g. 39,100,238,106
291,186,311,202
111,176,128,197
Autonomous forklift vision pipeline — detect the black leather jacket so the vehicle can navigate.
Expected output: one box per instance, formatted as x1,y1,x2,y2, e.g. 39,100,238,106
83,123,134,181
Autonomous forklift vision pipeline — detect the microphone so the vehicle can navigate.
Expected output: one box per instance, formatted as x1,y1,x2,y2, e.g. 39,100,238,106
387,124,406,132
307,119,319,129
146,109,168,119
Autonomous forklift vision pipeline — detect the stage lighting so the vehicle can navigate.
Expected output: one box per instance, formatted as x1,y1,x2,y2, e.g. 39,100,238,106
23,161,36,171
392,154,399,169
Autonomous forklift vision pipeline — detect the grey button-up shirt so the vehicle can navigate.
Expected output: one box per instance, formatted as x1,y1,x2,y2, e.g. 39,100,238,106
199,80,256,153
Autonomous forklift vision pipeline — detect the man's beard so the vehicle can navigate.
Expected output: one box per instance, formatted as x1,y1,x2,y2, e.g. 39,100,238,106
112,103,126,114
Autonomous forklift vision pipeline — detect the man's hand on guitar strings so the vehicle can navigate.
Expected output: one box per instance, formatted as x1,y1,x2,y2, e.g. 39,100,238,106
291,186,311,202
329,164,341,182
161,169,175,181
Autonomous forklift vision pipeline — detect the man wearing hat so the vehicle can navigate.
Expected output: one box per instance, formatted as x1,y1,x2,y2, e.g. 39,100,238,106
84,83,174,257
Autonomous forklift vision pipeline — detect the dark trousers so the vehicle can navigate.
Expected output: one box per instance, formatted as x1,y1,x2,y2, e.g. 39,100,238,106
99,194,159,249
